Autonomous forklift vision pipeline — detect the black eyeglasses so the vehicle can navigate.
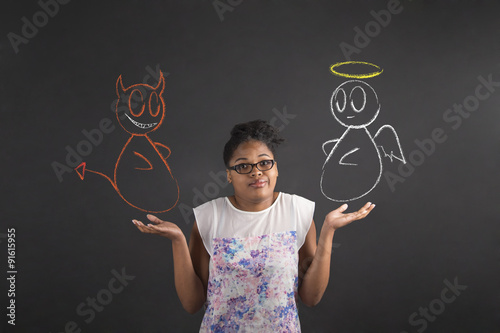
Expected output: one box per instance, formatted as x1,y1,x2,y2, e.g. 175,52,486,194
229,160,276,174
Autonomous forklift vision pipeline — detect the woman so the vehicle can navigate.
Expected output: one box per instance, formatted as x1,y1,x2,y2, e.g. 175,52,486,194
133,120,375,332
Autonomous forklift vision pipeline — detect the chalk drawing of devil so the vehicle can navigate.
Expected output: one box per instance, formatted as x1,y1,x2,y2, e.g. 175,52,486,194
320,61,406,202
75,72,180,212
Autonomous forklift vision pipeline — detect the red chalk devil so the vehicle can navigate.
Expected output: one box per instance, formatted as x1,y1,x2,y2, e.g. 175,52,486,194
75,72,180,213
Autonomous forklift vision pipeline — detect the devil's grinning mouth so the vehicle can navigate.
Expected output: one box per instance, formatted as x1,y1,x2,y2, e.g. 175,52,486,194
124,113,158,129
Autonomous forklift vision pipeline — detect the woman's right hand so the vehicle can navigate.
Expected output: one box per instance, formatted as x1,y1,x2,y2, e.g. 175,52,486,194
132,214,184,242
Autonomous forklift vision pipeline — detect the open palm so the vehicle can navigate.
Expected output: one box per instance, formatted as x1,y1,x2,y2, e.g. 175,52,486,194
132,214,184,241
324,202,375,230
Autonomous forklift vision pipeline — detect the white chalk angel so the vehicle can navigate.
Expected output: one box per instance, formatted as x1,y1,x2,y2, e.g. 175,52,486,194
320,61,406,202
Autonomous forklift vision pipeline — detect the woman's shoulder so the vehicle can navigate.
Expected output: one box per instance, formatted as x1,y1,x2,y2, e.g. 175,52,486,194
193,197,226,216
279,192,315,205
195,196,226,208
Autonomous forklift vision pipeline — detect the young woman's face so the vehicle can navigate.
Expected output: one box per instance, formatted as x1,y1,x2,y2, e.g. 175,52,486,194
226,140,278,205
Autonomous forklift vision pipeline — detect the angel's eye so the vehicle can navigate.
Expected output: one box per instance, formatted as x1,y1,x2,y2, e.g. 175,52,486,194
335,88,347,112
350,86,366,112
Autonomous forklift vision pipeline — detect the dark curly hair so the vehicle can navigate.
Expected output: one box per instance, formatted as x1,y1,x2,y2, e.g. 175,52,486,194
223,119,285,168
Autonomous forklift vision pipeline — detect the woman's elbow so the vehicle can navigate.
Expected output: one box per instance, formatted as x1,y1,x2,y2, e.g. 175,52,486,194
182,302,204,314
181,296,206,314
301,297,322,308
299,291,323,307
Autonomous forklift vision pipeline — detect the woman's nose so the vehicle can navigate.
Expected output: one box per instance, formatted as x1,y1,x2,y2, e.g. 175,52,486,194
251,167,262,176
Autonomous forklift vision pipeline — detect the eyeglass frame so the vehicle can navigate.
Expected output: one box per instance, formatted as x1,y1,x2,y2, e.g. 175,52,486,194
228,159,276,174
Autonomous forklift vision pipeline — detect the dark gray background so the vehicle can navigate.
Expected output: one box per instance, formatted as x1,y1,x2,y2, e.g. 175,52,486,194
1,0,499,332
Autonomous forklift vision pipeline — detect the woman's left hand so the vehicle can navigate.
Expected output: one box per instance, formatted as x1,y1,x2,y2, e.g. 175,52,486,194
324,202,375,231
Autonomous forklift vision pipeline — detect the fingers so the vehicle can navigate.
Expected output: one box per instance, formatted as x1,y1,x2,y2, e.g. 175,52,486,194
365,202,376,213
325,202,376,230
336,203,349,213
146,214,164,224
336,202,374,215
132,219,158,234
342,202,375,221
355,202,376,219
362,202,373,210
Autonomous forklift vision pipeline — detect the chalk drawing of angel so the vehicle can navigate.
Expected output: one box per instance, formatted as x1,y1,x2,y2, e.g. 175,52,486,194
320,61,406,202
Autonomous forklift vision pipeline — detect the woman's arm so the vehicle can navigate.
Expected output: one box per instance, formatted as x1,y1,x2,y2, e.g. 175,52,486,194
298,202,375,307
187,221,210,310
132,215,209,314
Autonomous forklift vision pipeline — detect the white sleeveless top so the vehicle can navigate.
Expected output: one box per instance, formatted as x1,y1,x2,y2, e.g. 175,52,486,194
194,192,315,333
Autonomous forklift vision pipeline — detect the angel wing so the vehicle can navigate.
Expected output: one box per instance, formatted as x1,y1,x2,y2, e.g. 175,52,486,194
373,125,406,164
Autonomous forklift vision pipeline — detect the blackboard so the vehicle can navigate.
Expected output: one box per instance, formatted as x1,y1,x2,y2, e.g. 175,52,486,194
2,1,500,332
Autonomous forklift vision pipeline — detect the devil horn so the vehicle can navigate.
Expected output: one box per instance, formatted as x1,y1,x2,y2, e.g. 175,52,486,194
116,75,126,98
155,71,165,96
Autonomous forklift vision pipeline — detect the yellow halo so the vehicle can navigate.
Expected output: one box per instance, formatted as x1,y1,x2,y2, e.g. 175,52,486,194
330,61,383,79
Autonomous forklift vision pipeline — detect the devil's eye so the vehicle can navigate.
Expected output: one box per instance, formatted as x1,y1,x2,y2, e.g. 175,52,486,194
129,89,145,117
335,88,347,112
350,86,366,112
149,92,161,117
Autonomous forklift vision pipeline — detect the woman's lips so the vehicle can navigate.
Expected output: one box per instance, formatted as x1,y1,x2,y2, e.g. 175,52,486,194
249,179,267,188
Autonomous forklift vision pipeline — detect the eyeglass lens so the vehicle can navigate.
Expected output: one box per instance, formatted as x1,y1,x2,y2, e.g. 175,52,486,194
234,160,274,174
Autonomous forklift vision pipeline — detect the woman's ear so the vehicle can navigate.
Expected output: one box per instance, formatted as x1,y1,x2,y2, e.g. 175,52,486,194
226,169,232,183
